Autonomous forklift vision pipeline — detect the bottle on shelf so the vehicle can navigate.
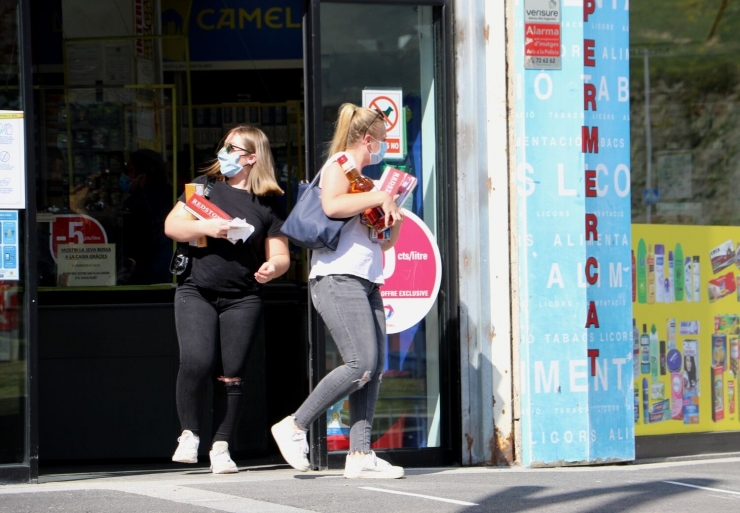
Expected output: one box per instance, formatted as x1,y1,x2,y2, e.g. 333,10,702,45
336,154,384,229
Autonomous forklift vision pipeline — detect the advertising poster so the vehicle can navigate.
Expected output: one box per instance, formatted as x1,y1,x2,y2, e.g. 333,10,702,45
380,210,441,335
0,211,19,281
515,0,633,465
0,112,26,209
633,224,740,435
161,0,303,67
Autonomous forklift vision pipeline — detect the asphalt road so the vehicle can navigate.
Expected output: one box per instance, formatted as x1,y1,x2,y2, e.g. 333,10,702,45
3,455,740,512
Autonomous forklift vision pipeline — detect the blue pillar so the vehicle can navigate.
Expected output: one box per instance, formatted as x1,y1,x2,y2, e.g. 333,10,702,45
515,0,634,466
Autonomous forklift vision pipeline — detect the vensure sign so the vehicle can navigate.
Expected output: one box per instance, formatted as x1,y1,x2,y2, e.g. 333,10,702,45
524,0,562,69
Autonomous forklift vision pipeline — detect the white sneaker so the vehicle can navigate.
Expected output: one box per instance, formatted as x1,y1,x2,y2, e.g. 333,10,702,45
343,451,404,479
172,430,199,464
271,416,310,472
209,441,238,474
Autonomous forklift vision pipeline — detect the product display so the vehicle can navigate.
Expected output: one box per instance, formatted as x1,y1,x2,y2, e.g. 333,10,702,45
633,226,740,436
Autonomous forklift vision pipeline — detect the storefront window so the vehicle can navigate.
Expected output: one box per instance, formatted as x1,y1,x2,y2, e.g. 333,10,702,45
0,0,27,465
317,3,443,450
631,4,740,437
35,85,177,288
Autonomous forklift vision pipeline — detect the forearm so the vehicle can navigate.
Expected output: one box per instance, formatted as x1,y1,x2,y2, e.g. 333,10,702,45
322,191,388,218
269,254,291,278
164,215,210,242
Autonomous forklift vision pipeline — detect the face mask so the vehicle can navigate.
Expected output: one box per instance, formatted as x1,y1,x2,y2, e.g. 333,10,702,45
217,147,244,178
369,139,388,165
119,173,131,193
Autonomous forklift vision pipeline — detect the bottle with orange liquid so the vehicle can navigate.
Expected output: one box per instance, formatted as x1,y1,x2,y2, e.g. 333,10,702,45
336,154,385,229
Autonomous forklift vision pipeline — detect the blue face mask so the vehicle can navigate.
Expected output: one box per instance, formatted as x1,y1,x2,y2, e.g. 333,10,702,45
217,148,244,178
119,173,131,193
369,139,388,165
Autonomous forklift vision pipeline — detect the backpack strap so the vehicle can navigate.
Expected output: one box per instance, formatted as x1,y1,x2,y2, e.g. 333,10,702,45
204,177,216,199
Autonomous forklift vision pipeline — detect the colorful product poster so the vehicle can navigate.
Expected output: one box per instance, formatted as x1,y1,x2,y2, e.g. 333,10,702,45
633,224,740,434
0,210,19,281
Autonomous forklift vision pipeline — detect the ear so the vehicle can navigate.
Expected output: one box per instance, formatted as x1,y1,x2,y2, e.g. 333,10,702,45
246,154,257,166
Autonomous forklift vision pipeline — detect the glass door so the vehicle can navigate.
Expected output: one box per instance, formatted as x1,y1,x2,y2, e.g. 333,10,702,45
304,0,458,469
0,0,36,483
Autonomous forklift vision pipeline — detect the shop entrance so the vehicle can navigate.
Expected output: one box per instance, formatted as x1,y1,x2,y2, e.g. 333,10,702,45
30,0,311,468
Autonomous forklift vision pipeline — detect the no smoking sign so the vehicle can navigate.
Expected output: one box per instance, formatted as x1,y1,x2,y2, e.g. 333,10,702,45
362,88,405,160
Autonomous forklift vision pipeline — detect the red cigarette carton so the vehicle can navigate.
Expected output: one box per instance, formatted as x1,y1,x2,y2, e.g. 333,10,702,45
184,194,233,221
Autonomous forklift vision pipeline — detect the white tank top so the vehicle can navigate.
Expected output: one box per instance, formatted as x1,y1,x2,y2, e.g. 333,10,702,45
308,152,384,284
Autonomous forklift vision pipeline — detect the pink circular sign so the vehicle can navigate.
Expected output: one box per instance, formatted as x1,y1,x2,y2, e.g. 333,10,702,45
380,209,442,334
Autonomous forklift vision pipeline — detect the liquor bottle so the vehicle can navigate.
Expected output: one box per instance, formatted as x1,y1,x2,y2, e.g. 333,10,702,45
336,155,384,228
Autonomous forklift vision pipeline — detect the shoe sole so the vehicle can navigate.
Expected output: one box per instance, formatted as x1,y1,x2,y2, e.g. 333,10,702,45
210,465,239,474
172,455,197,464
271,423,310,472
344,469,405,479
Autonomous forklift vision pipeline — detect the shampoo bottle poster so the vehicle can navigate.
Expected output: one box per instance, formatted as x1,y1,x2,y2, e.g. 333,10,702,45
633,224,740,435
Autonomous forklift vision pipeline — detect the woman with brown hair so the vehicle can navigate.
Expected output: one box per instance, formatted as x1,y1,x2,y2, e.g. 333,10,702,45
271,103,405,479
165,125,290,473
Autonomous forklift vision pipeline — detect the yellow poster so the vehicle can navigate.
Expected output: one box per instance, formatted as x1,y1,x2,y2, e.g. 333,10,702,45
633,224,740,436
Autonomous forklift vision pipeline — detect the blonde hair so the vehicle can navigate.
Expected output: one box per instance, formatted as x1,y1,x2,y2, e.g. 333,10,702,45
202,125,284,196
327,103,385,157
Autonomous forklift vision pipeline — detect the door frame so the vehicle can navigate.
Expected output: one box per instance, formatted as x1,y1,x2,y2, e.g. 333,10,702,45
0,0,39,485
302,0,460,470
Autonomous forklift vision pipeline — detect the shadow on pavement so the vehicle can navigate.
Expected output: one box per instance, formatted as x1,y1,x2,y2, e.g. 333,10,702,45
467,478,719,513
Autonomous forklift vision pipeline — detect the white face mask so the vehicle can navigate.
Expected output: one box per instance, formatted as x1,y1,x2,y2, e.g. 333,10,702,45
369,137,388,165
217,147,244,178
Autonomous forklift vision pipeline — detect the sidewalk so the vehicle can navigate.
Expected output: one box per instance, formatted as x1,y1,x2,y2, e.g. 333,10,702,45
3,455,740,512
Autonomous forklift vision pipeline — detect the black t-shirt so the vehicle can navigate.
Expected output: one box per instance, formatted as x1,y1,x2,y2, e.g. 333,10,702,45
178,175,286,293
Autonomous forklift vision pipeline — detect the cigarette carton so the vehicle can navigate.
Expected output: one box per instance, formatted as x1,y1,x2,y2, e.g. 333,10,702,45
185,183,207,248
184,194,233,222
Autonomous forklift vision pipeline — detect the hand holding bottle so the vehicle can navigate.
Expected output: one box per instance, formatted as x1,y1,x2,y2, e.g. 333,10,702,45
380,193,404,228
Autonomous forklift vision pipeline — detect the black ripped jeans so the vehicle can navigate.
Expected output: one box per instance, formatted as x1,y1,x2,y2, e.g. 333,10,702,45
174,279,263,444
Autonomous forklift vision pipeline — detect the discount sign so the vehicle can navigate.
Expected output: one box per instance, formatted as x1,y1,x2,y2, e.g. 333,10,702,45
380,210,442,334
50,214,108,261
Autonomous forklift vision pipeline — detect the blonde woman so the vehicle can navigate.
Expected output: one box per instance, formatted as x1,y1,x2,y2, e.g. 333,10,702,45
165,126,290,474
272,103,405,479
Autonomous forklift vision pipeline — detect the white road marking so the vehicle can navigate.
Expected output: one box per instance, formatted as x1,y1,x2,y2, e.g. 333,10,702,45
360,486,478,506
664,481,740,497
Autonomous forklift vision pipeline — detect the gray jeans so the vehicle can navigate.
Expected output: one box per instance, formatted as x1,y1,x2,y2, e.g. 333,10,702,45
294,274,386,454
